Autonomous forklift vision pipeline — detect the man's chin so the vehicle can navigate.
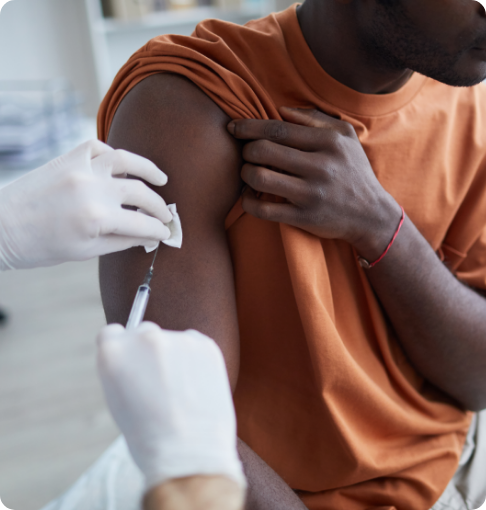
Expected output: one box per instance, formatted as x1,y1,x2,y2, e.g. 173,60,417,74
438,75,486,88
421,66,486,88
404,50,486,88
438,57,486,87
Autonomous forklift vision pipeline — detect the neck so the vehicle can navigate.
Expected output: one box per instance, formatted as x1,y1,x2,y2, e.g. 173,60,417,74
296,0,413,94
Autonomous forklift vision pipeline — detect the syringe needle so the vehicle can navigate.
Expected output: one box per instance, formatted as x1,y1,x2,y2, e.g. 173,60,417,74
150,245,160,272
126,244,160,330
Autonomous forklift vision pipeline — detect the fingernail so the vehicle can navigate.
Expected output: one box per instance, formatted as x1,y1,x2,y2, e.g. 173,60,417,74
164,212,173,224
227,121,235,134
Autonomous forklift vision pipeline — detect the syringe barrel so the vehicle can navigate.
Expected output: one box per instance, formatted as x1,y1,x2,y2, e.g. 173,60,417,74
126,284,151,330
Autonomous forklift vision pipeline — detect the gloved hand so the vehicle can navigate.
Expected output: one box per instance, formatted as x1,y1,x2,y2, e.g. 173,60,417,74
96,322,246,492
0,140,173,270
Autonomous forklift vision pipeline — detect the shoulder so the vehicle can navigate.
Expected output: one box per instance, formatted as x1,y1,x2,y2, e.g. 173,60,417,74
419,78,486,125
192,10,285,49
416,79,486,167
108,73,243,222
452,81,486,121
109,73,231,143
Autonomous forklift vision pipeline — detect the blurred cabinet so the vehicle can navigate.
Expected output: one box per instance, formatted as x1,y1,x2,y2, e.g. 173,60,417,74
83,0,278,105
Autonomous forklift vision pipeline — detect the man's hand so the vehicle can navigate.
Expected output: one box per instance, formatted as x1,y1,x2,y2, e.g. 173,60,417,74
97,322,246,492
229,106,486,411
0,140,173,270
227,107,401,262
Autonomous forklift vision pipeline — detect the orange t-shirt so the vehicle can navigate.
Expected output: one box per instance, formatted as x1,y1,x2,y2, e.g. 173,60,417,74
98,6,486,509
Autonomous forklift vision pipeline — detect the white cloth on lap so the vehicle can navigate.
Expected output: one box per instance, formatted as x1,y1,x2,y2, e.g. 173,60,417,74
40,437,144,510
41,411,486,510
431,411,486,510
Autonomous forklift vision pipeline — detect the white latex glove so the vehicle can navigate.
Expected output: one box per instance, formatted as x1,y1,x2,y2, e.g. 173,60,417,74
97,322,246,491
0,140,173,270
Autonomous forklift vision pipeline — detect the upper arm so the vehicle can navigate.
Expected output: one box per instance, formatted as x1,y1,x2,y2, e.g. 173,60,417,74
100,73,243,389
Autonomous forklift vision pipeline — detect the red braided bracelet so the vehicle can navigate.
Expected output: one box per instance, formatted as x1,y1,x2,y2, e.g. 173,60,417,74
357,206,405,269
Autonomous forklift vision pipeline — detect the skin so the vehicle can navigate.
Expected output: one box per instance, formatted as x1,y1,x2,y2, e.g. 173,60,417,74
143,475,244,510
298,0,486,93
101,0,486,507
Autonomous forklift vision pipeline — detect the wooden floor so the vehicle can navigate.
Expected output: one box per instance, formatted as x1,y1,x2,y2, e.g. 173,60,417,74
0,259,119,510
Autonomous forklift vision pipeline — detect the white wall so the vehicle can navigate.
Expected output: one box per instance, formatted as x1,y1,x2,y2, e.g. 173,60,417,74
0,0,296,117
0,0,101,116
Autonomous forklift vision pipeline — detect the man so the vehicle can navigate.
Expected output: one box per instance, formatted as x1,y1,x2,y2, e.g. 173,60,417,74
97,0,486,509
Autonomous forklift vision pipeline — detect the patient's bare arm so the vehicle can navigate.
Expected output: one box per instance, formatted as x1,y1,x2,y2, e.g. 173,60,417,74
100,74,307,510
101,74,241,382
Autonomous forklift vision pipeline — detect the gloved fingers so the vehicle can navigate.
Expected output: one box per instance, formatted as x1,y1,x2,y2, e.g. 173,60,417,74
97,324,126,346
185,328,218,344
91,233,163,256
116,178,173,224
98,322,163,383
176,329,225,358
80,139,114,159
97,324,125,351
99,208,171,242
97,324,127,372
136,322,163,334
92,149,168,186
127,323,169,354
128,322,168,350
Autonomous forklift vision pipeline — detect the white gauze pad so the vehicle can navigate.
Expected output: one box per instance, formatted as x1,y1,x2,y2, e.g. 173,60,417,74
140,203,183,253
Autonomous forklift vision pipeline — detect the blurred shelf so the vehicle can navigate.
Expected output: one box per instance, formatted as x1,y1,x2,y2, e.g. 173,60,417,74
0,117,97,189
84,0,273,99
97,5,266,33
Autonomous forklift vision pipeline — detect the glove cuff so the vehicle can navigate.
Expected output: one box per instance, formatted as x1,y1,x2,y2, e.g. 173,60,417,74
130,442,247,492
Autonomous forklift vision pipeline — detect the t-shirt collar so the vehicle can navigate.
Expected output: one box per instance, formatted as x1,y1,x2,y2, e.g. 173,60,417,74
277,5,427,117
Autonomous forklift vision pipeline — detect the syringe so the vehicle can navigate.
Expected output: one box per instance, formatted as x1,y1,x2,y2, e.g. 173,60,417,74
126,246,159,330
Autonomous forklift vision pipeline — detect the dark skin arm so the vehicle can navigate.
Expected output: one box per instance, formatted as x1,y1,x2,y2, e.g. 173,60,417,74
100,74,307,510
228,107,486,412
